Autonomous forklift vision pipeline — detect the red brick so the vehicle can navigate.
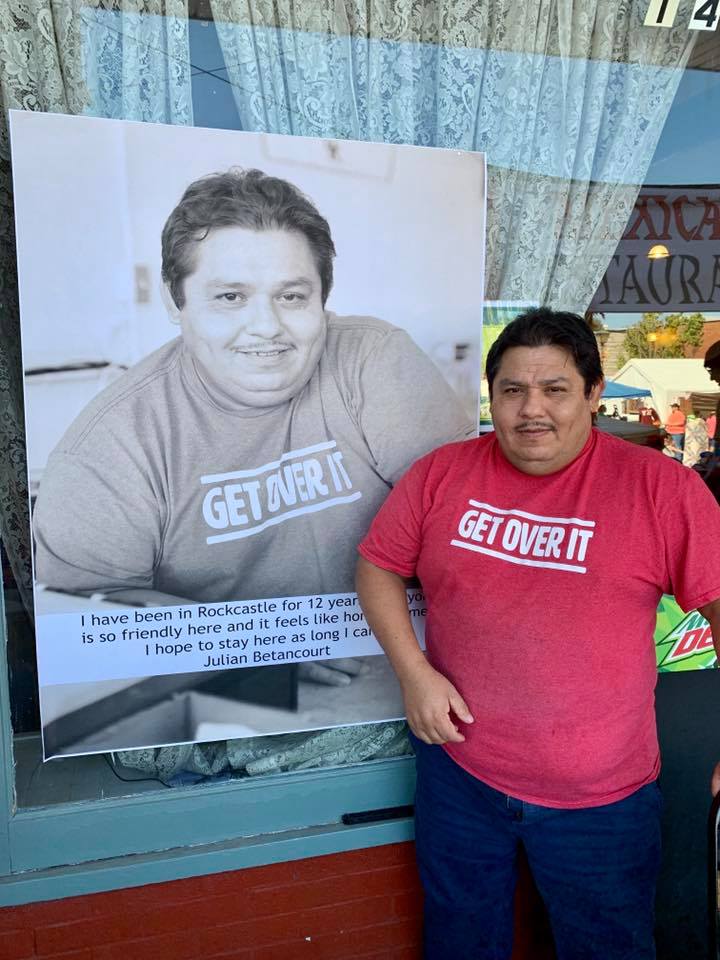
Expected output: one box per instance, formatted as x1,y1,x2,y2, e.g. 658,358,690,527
203,949,256,960
251,946,304,960
0,927,35,958
244,893,395,946
0,845,416,925
286,845,414,883
42,951,92,960
90,893,398,960
377,948,420,960
0,846,415,904
1,893,108,928
115,876,207,909
392,889,422,919
36,895,237,954
0,906,35,931
36,876,305,953
250,933,422,960
37,871,400,954
287,917,421,958
252,863,417,914
0,843,424,960
348,947,420,960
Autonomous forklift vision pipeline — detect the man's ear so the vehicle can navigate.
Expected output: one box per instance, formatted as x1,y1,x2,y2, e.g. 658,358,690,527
161,283,182,324
590,379,605,412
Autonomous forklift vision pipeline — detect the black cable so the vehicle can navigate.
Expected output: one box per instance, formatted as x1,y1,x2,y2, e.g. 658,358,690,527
102,753,172,788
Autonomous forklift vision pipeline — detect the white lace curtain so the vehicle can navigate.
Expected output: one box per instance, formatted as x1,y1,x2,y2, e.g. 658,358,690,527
209,0,695,312
0,0,193,611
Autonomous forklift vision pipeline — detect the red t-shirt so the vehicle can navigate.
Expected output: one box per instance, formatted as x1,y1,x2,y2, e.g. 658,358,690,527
359,429,720,808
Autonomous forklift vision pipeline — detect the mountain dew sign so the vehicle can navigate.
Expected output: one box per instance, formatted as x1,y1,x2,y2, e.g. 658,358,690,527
655,596,717,672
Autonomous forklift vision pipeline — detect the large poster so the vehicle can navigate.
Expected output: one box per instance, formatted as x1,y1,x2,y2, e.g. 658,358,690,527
10,112,486,758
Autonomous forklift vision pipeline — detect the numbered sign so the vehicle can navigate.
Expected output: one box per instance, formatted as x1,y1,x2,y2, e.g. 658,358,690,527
644,0,681,26
689,0,720,28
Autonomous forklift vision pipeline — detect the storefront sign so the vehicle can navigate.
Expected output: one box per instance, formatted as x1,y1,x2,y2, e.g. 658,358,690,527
591,186,720,312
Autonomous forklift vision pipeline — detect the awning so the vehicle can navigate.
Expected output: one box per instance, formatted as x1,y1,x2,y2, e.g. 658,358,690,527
601,381,652,399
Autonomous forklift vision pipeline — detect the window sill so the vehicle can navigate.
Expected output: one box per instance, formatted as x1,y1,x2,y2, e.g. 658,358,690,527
0,813,415,906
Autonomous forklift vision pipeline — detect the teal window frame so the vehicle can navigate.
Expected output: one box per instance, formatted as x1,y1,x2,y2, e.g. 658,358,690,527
0,589,415,906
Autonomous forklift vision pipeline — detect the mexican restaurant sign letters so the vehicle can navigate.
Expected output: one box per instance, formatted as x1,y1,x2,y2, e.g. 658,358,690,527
591,186,720,313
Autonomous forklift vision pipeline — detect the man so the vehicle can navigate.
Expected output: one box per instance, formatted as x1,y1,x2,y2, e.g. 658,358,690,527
356,308,720,959
33,169,472,692
664,401,686,459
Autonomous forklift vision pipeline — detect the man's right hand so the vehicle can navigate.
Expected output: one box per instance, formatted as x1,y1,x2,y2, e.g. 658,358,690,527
399,659,474,745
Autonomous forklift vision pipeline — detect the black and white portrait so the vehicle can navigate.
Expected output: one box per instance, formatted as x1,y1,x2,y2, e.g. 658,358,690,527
11,111,486,757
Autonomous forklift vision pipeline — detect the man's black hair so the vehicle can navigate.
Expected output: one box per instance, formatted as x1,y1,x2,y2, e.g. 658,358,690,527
485,307,603,398
162,168,335,309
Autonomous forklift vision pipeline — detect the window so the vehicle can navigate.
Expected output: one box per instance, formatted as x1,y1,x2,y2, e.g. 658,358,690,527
0,1,716,893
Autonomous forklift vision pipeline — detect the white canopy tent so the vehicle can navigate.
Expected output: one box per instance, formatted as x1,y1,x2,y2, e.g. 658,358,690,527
611,359,720,418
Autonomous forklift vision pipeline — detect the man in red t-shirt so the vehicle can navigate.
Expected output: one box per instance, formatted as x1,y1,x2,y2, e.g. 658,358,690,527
356,308,720,960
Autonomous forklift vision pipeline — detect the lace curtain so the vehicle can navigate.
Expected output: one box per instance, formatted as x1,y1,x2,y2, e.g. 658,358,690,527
0,1,90,613
0,0,192,611
210,0,695,312
81,1,192,122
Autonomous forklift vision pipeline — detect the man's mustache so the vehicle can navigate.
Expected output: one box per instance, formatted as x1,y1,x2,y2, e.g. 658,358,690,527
515,422,556,432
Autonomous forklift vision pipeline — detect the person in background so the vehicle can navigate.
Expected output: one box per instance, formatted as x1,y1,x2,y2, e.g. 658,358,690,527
356,307,720,960
637,399,660,426
662,434,683,460
704,341,720,455
682,412,709,469
706,411,717,453
664,402,686,458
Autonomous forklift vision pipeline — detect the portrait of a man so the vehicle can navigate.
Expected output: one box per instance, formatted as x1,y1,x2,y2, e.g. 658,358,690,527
11,111,486,755
33,167,473,607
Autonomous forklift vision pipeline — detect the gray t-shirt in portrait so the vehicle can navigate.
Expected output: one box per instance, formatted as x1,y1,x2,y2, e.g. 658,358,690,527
34,314,475,604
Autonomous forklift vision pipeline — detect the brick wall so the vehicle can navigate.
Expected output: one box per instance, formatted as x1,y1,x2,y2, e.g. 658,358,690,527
687,319,720,360
0,843,554,959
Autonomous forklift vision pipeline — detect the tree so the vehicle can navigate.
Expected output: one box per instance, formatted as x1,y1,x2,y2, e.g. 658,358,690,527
616,312,706,369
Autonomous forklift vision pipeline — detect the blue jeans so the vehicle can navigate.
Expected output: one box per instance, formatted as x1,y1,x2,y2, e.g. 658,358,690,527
410,733,662,960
